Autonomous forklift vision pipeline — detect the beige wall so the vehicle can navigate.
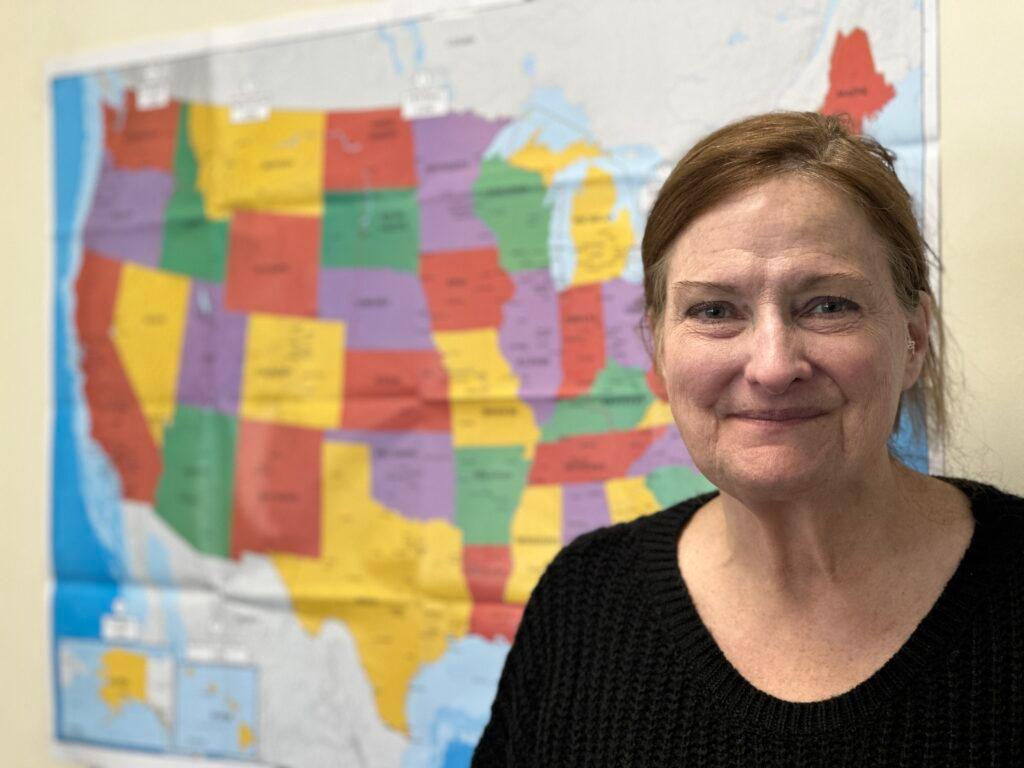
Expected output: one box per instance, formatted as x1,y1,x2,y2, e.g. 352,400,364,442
1,0,1021,763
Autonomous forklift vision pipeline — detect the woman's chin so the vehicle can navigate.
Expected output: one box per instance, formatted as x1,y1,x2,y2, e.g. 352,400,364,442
706,446,839,501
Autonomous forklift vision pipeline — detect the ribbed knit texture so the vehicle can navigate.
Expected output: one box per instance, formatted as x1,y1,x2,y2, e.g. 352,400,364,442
472,477,1024,766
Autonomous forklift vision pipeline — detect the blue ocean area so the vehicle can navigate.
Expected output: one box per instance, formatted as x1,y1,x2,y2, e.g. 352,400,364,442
403,635,510,768
864,67,925,218
176,663,259,758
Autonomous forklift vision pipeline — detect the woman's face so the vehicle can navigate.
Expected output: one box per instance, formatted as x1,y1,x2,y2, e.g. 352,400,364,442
659,175,928,500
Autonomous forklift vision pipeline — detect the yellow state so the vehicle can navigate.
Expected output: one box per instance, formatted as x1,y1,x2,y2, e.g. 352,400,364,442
434,329,521,401
272,441,470,734
504,484,562,605
637,398,675,428
240,313,344,429
605,476,662,525
238,723,254,750
189,104,325,220
98,649,148,713
508,136,602,186
570,165,635,285
450,399,539,456
112,263,190,447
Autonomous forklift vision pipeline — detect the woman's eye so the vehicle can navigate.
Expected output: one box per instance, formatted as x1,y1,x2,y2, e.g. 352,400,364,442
686,301,734,321
805,296,858,315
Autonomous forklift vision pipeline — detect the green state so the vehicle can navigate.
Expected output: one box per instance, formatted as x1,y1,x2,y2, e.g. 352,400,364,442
455,446,530,545
541,360,653,442
473,158,550,272
155,405,238,556
322,189,419,271
645,465,716,507
161,104,229,281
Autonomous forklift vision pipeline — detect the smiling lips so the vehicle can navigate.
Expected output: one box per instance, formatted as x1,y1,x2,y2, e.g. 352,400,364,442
729,407,830,422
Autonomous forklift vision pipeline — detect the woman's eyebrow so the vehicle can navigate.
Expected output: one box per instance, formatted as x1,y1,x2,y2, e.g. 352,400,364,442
670,271,873,295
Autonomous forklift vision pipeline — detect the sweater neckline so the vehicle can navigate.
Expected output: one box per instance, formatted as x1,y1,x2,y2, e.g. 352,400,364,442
639,476,1007,734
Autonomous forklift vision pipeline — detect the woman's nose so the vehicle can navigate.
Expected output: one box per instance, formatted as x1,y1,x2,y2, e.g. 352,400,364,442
743,316,813,395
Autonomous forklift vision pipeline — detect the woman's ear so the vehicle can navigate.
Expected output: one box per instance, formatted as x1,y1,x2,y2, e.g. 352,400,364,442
902,291,932,391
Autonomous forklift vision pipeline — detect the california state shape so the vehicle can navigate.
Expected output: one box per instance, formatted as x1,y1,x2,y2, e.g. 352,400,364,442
571,165,634,285
188,104,325,219
240,314,344,429
273,441,470,733
112,263,190,447
504,484,562,605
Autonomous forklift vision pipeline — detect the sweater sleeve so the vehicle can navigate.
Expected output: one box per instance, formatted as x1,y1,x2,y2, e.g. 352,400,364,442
471,555,559,767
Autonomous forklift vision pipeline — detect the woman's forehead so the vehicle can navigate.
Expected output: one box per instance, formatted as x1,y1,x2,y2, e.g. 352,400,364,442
667,175,891,284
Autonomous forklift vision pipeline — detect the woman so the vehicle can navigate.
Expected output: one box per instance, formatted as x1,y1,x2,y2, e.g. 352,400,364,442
472,112,1024,766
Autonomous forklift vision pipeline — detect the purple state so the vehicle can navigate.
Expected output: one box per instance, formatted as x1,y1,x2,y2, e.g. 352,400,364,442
499,269,561,423
318,268,433,349
327,430,455,522
419,193,497,254
176,281,247,414
628,425,698,476
411,113,509,198
562,482,610,543
83,155,175,267
602,278,651,370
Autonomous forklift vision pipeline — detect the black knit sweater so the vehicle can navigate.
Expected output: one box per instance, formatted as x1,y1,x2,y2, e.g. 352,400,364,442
472,477,1024,766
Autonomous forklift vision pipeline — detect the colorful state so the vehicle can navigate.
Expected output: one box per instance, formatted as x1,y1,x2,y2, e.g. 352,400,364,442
98,649,147,712
75,251,162,501
529,428,661,485
455,446,530,546
239,313,344,430
83,158,175,268
558,283,606,396
498,269,561,415
562,482,610,543
541,359,653,442
342,349,450,432
473,157,551,272
161,103,230,282
435,329,521,401
605,475,661,524
819,28,896,133
176,281,248,414
421,247,515,331
463,545,521,641
645,464,716,507
570,165,634,285
225,210,321,316
272,440,471,733
413,113,508,253
449,399,540,455
319,267,433,350
111,261,191,448
601,278,650,370
628,424,697,476
188,104,326,218
321,188,419,272
103,91,180,172
155,406,238,557
231,420,322,558
324,107,417,190
507,136,601,186
504,484,562,605
329,428,455,522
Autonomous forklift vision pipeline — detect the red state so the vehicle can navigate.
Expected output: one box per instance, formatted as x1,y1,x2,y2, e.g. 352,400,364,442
529,428,663,485
231,421,322,558
558,284,606,397
463,545,523,642
225,211,320,316
421,247,514,331
103,91,180,172
324,108,417,191
342,349,451,432
646,365,669,401
75,250,162,502
819,28,896,134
